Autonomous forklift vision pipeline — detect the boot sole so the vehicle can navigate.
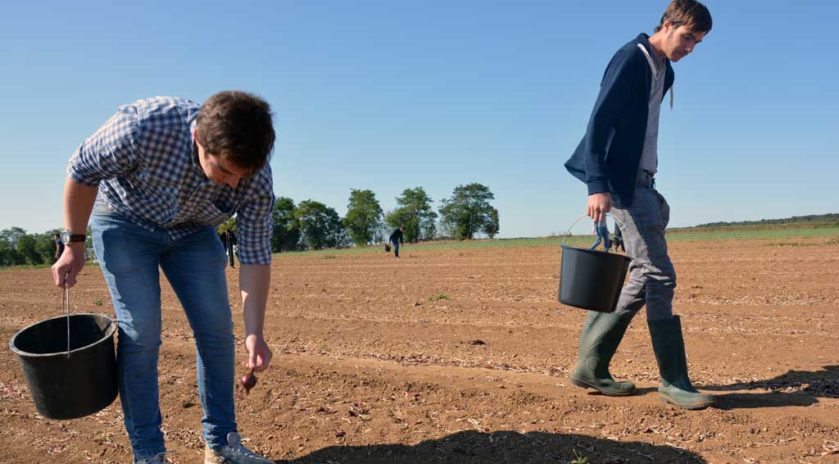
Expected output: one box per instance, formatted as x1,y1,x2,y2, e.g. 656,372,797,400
570,376,637,396
659,395,713,410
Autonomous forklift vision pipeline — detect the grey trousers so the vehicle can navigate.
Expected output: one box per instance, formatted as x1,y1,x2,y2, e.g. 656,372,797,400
610,181,676,321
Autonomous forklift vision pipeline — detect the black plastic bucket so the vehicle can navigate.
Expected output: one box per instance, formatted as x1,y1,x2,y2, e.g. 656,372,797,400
559,246,631,312
9,313,118,420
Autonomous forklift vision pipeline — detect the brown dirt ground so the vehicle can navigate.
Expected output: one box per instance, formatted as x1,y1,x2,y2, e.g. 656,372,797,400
1,236,838,464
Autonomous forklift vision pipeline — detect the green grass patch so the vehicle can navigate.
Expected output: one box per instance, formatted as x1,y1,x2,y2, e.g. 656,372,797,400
274,226,839,258
666,226,839,241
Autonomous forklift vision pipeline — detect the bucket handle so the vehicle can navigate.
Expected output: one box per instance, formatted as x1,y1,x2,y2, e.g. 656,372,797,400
561,213,624,253
62,281,71,357
59,274,117,358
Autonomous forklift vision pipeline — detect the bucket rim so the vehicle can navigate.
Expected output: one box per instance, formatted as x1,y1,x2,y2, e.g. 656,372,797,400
8,313,117,358
560,244,632,262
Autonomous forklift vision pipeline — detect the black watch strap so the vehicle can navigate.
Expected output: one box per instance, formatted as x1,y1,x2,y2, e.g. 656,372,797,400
62,230,87,244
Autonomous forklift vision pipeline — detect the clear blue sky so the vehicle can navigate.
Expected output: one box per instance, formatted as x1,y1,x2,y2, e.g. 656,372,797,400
1,0,836,238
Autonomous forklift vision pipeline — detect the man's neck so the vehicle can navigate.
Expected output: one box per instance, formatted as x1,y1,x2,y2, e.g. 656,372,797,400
647,33,667,61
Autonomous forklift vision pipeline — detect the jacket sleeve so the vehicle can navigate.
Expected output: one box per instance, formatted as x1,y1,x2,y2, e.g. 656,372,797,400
581,48,643,195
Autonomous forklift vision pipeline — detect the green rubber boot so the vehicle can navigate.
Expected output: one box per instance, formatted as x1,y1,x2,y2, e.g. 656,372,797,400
570,311,638,396
648,316,714,410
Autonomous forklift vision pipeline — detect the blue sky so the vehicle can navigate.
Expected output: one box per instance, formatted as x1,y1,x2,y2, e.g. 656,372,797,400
1,0,836,238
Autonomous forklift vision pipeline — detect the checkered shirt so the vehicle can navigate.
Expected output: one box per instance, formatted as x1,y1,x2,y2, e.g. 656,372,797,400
68,96,274,265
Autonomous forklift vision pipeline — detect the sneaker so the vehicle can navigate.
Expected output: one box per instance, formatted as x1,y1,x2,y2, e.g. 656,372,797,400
204,432,272,464
135,453,166,464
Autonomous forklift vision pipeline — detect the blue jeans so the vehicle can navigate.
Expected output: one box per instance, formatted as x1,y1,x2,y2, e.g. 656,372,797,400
610,182,676,321
90,214,237,461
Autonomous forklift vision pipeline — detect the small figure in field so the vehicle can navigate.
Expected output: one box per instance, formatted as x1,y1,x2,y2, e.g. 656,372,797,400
53,232,65,263
613,223,626,252
388,226,404,258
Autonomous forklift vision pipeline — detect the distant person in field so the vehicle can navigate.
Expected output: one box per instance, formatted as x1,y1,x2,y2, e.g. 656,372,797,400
613,223,625,252
52,91,276,464
53,232,65,262
221,229,238,268
388,226,404,258
564,0,713,410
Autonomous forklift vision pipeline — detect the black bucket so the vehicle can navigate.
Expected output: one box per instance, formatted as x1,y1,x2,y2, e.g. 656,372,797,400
557,214,632,312
559,246,631,312
9,313,118,420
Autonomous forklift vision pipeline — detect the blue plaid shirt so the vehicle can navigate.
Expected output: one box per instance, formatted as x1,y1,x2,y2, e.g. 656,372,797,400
68,96,274,265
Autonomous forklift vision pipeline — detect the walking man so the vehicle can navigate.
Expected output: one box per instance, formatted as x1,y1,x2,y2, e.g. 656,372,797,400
564,0,714,410
52,91,277,462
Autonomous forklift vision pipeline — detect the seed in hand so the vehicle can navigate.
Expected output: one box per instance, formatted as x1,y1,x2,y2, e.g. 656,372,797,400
241,369,257,394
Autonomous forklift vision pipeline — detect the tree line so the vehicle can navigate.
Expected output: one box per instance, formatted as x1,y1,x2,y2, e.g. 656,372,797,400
265,182,499,251
0,183,499,266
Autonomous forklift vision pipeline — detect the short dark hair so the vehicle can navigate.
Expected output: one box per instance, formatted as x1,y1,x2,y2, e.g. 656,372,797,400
656,0,712,34
196,91,275,175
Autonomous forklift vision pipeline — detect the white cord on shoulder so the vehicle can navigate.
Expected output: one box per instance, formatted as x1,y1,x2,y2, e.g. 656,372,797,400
637,43,674,111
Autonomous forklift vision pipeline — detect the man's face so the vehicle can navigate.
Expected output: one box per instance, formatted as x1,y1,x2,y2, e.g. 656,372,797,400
661,22,705,62
194,131,250,189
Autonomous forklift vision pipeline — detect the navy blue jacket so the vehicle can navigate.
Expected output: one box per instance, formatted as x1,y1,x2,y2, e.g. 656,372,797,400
565,34,674,208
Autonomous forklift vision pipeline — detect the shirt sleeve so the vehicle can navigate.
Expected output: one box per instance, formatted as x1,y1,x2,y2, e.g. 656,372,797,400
235,165,275,265
582,47,644,194
67,105,141,186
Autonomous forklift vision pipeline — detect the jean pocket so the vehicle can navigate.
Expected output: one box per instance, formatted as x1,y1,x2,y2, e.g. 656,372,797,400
653,190,670,228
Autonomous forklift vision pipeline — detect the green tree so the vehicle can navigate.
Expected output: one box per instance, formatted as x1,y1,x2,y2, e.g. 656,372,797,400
0,228,28,266
217,217,237,235
344,189,383,246
294,200,346,250
439,183,498,240
35,232,58,263
0,238,15,266
16,234,43,265
484,207,500,239
272,196,301,252
384,187,437,243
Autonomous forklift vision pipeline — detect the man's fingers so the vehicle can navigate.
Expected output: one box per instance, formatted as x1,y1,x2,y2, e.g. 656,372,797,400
63,275,77,288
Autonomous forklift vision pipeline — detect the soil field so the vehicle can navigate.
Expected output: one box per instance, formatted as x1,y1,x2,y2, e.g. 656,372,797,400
1,235,838,463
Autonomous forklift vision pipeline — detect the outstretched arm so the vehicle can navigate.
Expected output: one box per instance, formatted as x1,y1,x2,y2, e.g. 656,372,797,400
239,263,273,372
51,178,97,288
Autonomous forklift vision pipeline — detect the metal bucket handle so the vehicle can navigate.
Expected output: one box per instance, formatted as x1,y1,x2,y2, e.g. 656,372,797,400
561,213,624,253
60,277,114,357
62,283,71,357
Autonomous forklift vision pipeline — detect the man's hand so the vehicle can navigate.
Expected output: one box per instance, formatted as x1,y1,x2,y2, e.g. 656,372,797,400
51,243,86,288
244,334,272,372
54,177,98,288
587,192,613,223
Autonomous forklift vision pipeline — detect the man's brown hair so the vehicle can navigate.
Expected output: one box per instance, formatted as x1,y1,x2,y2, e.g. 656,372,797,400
655,0,712,34
196,91,275,175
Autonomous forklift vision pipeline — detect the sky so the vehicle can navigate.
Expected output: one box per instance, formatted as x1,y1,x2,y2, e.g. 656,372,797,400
1,0,836,238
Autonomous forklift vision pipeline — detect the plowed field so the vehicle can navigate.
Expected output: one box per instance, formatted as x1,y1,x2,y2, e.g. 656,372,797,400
1,235,837,463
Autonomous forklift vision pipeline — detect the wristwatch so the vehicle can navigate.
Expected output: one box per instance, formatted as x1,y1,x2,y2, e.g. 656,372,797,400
61,230,87,245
